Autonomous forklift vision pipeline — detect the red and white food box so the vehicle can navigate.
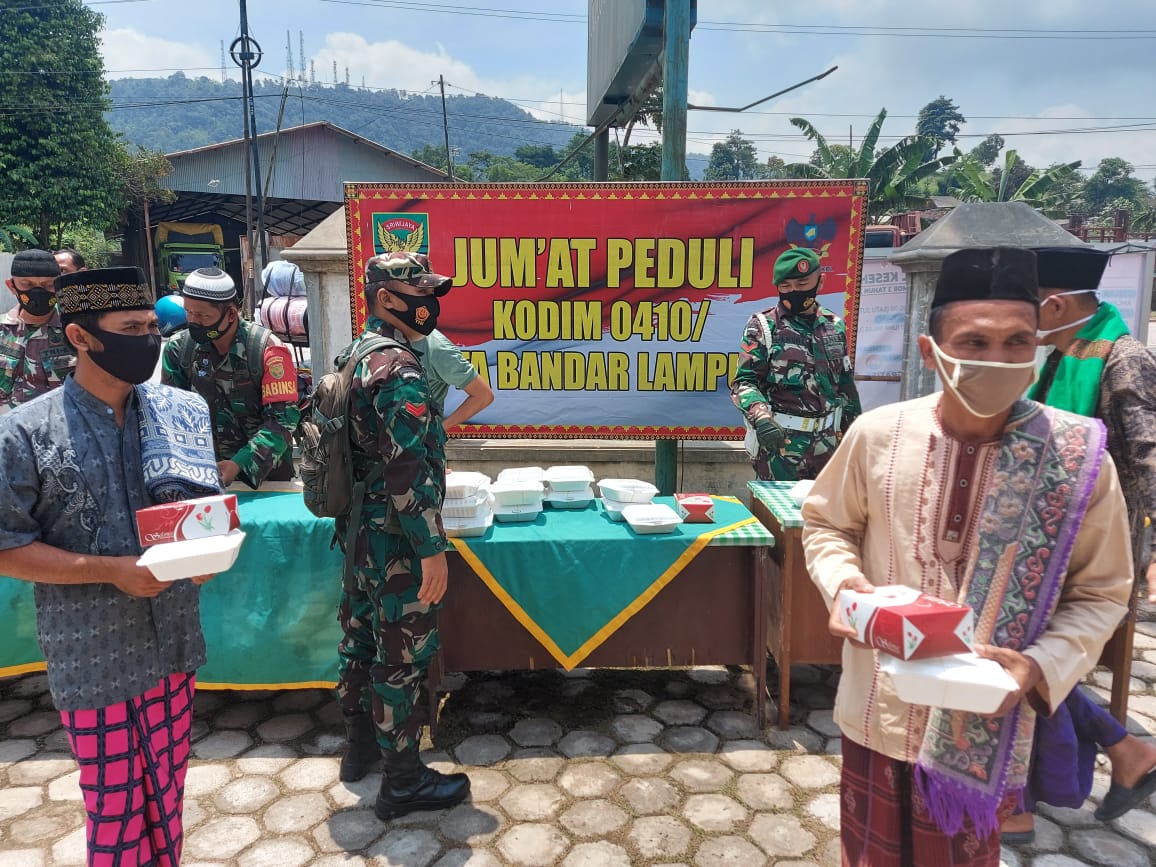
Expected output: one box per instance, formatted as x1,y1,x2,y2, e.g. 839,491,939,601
837,585,975,660
674,493,715,523
136,494,240,548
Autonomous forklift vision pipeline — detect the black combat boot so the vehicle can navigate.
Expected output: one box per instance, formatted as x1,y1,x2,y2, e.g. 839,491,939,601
339,713,381,783
375,744,471,820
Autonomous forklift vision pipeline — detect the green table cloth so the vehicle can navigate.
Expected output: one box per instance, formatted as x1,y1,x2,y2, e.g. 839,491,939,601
451,496,771,670
747,480,806,528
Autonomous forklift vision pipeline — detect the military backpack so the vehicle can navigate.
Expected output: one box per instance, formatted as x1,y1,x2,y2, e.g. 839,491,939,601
298,334,408,520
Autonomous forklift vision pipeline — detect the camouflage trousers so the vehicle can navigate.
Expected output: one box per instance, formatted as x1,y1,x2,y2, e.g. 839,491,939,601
335,524,439,753
751,430,841,482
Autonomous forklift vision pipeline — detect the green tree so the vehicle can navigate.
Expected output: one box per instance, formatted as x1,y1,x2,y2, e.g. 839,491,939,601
0,224,39,253
784,108,956,220
513,144,559,170
916,96,966,157
704,131,768,180
968,134,1005,168
1083,157,1149,216
620,142,663,181
0,1,125,246
951,148,1081,215
764,156,788,179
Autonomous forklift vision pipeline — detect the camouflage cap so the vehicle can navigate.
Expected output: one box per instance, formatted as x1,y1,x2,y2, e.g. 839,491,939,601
773,248,821,285
365,251,452,297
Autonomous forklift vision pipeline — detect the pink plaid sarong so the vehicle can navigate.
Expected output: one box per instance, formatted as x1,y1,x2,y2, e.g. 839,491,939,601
60,672,195,867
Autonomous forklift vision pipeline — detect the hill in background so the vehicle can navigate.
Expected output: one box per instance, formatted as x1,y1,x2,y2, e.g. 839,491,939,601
107,74,707,178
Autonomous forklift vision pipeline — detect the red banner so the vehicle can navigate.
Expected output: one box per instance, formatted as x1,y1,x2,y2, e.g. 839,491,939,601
345,181,867,439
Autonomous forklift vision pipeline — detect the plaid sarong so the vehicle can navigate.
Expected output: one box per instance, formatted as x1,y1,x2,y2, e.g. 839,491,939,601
60,672,195,867
842,738,1016,867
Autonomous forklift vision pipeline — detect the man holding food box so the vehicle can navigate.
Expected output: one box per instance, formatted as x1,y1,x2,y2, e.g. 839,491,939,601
333,251,470,821
801,247,1133,866
0,267,220,866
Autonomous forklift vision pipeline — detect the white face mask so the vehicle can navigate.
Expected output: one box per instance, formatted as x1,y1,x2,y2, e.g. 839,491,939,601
930,338,1039,419
1037,291,1097,339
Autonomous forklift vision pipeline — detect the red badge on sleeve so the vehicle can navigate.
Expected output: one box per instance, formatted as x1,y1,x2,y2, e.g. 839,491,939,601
261,345,298,405
404,401,427,417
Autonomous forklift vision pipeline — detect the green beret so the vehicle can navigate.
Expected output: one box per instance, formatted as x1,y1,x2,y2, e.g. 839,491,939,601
773,248,821,285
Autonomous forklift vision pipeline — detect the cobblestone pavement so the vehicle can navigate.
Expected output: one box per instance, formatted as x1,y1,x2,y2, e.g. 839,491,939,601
3,616,1156,866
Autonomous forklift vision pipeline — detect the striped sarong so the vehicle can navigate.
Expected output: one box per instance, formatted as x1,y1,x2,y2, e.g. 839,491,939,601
841,738,1017,867
60,672,195,867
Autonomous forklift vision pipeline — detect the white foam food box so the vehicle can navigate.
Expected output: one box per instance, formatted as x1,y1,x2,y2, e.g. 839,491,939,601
597,478,659,504
602,497,629,521
544,465,595,492
622,503,683,535
441,491,492,520
488,480,546,507
544,484,596,509
137,529,246,582
444,512,493,538
497,466,546,484
492,501,543,523
789,479,815,507
878,652,1020,715
445,471,491,499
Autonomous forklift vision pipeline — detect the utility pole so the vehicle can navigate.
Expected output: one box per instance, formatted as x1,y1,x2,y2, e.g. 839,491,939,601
230,0,267,314
437,75,455,181
655,0,691,495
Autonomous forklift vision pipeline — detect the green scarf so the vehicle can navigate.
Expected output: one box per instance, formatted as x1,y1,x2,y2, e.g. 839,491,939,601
1029,302,1129,415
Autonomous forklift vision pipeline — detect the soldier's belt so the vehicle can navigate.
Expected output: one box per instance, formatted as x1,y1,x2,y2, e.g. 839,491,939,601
775,408,841,433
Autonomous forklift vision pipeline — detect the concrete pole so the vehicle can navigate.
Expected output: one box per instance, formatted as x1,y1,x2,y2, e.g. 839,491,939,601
653,0,691,496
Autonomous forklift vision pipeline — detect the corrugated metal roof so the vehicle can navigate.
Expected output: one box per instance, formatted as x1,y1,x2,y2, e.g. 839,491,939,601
163,122,445,201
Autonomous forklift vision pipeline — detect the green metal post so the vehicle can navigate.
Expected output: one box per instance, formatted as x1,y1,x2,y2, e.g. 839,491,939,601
655,0,690,495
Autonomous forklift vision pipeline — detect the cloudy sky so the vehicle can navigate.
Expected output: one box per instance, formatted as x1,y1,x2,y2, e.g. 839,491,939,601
91,0,1156,180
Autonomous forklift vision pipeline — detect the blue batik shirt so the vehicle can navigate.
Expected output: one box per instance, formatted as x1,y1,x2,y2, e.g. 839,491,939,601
0,376,207,711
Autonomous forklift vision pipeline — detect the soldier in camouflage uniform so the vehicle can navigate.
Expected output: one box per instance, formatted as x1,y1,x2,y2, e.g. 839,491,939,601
161,268,300,488
334,251,470,822
1,249,73,410
730,247,861,481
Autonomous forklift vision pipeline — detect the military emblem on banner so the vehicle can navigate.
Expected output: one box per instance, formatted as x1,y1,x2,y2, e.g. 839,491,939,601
785,213,837,261
373,213,429,255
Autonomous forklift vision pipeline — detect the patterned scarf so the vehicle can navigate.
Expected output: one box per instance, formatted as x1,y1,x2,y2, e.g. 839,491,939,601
136,382,221,503
915,402,1106,838
1028,302,1129,416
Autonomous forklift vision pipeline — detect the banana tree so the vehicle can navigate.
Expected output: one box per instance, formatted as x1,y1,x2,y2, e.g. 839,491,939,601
0,224,39,253
952,148,1081,214
784,108,957,221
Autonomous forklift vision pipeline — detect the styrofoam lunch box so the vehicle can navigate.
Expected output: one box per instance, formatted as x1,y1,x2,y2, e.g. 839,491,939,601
497,466,546,484
445,471,491,499
137,529,247,582
544,465,595,492
601,497,630,522
441,491,491,520
789,479,815,507
444,512,493,538
878,652,1019,715
597,478,658,504
488,480,546,507
621,503,683,535
545,485,596,509
492,501,543,523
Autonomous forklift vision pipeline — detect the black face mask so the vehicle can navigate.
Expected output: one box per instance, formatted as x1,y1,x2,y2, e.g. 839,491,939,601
187,309,232,345
86,326,162,385
390,291,440,336
17,288,56,318
780,282,820,316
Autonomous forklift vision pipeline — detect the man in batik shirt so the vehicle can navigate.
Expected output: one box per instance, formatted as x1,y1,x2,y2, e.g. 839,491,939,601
803,247,1132,866
0,267,214,866
0,249,73,410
